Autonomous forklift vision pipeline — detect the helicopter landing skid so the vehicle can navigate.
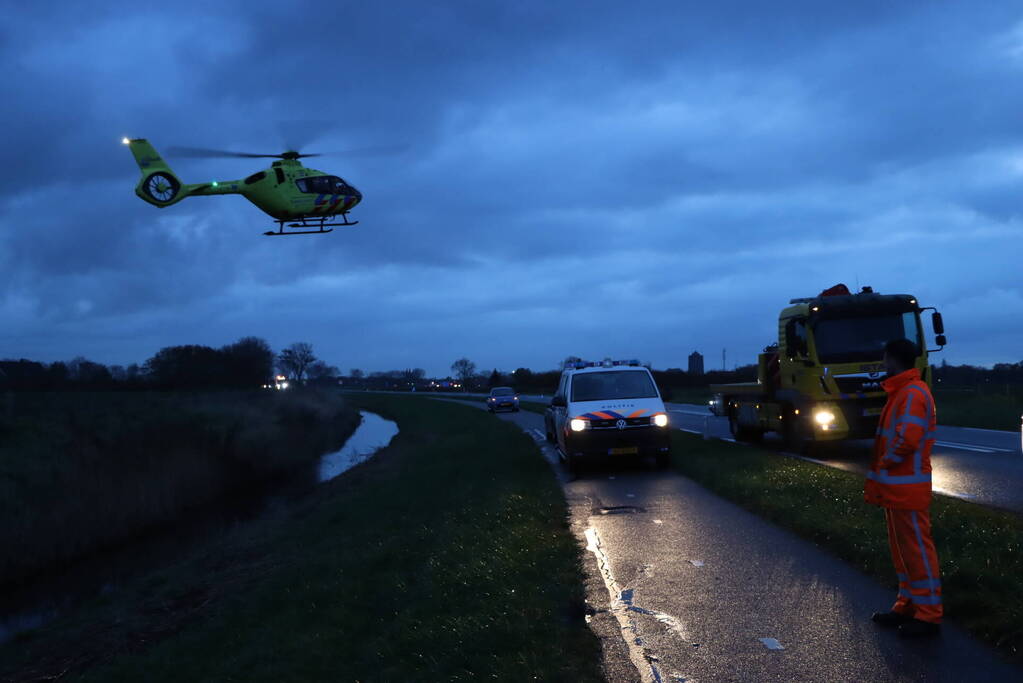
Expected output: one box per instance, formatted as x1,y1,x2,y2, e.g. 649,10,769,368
264,214,359,236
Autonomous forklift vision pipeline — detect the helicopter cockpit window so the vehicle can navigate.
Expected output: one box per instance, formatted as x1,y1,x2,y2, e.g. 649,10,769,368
244,171,266,185
296,176,350,194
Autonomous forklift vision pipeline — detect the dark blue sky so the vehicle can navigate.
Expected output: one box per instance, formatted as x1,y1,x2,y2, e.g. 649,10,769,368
1,1,1021,376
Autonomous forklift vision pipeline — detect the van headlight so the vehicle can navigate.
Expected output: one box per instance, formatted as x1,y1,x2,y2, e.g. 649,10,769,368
652,413,669,428
814,409,836,426
570,418,589,432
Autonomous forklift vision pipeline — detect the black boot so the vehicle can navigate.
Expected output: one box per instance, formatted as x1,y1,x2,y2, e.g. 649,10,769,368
899,619,941,637
871,611,911,627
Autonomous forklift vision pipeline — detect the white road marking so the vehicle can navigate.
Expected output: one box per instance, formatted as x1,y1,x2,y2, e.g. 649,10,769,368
688,560,704,568
960,426,1017,435
678,428,702,435
758,637,785,650
653,519,664,524
669,409,713,417
721,437,737,443
583,528,667,683
627,493,636,498
934,440,1012,454
531,428,545,440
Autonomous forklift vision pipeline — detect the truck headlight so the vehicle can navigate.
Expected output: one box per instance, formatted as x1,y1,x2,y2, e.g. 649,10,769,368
814,410,836,426
570,418,589,432
652,413,669,427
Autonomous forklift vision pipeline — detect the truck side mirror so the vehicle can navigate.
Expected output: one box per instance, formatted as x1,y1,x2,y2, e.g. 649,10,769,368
932,312,945,335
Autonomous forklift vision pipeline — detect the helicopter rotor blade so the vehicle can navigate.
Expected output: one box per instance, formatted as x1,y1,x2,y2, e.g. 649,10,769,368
167,146,283,159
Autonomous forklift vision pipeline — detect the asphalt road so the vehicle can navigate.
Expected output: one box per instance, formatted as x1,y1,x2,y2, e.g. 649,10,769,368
484,406,1022,683
664,402,1023,513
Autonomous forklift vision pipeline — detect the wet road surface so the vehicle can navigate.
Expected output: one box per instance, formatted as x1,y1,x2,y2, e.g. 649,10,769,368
665,403,1023,513
486,406,1021,683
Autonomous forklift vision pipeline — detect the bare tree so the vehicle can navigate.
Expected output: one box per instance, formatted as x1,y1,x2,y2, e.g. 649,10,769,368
307,360,339,381
451,358,476,382
278,342,317,382
350,368,364,380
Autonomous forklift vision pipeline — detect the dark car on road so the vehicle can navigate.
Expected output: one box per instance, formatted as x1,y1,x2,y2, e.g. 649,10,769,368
487,387,520,412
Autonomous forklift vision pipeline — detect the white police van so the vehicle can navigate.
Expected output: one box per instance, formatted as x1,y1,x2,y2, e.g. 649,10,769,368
544,359,672,473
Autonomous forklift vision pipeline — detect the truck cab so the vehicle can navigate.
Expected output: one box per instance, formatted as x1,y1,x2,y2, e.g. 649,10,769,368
712,286,946,450
544,359,672,473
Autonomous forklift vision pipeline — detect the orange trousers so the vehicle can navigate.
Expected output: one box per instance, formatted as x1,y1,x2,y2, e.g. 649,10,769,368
885,507,942,623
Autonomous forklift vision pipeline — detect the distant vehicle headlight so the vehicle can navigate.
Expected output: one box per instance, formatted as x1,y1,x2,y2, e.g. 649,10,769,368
814,410,836,426
570,418,589,432
652,413,669,427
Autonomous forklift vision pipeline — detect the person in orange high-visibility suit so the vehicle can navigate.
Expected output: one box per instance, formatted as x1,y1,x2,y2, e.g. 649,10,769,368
866,338,942,637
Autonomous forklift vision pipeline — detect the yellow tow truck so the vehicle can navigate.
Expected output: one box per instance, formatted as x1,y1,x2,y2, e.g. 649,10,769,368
711,285,946,451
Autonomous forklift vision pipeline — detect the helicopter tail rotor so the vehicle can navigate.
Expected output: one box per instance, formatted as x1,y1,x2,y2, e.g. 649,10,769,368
125,138,186,207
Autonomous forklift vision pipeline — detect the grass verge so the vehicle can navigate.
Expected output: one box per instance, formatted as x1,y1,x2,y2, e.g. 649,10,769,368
2,395,601,682
933,388,1023,431
0,389,360,586
670,431,1023,659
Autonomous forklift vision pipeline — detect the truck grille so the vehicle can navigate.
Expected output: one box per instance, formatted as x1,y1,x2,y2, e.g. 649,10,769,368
833,376,884,395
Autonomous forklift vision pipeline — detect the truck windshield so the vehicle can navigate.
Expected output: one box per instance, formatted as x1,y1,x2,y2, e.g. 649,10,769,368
571,371,658,402
813,312,920,363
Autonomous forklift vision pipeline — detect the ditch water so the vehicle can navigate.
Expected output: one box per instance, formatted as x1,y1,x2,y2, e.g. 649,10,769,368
0,410,398,645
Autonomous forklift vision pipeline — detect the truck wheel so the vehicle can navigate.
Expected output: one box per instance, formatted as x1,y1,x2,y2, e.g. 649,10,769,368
729,414,763,443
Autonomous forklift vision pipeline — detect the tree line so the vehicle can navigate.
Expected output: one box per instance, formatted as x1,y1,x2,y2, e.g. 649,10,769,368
340,356,1023,397
0,338,339,391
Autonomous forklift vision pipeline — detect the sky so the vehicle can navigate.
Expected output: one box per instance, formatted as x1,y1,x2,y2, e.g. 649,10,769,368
1,1,1021,377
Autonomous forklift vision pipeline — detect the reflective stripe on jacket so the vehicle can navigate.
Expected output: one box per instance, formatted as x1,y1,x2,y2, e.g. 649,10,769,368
864,368,936,510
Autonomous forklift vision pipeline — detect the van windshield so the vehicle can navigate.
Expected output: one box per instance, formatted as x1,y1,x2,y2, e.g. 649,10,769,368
571,371,658,402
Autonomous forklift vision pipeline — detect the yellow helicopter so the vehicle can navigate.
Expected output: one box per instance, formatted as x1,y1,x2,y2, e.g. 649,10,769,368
124,138,364,236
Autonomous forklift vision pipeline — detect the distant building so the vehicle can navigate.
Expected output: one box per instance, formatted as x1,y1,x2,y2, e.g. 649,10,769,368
688,351,704,376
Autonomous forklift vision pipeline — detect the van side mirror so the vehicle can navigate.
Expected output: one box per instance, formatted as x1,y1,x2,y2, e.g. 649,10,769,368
932,312,945,335
551,395,566,408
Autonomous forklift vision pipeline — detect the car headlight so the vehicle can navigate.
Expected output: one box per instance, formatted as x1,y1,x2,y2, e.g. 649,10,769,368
570,418,589,432
814,410,836,426
652,413,669,427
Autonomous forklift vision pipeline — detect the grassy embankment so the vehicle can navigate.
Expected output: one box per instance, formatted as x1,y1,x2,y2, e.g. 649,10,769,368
670,431,1023,659
0,389,361,586
933,387,1023,431
2,395,601,682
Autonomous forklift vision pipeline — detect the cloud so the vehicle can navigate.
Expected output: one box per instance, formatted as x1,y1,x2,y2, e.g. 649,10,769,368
1,1,1021,373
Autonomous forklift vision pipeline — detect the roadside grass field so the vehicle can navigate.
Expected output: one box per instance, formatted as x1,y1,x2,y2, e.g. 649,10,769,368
933,387,1023,432
671,431,1023,660
3,395,601,682
0,389,360,586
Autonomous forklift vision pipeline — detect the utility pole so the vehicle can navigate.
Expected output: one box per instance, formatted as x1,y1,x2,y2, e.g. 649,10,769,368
722,348,726,371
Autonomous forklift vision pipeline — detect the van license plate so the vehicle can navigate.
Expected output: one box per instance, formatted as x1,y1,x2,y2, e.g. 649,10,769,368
609,447,638,455
863,407,882,416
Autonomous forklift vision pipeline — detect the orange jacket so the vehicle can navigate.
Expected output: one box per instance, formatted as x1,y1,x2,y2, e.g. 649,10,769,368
864,368,936,510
